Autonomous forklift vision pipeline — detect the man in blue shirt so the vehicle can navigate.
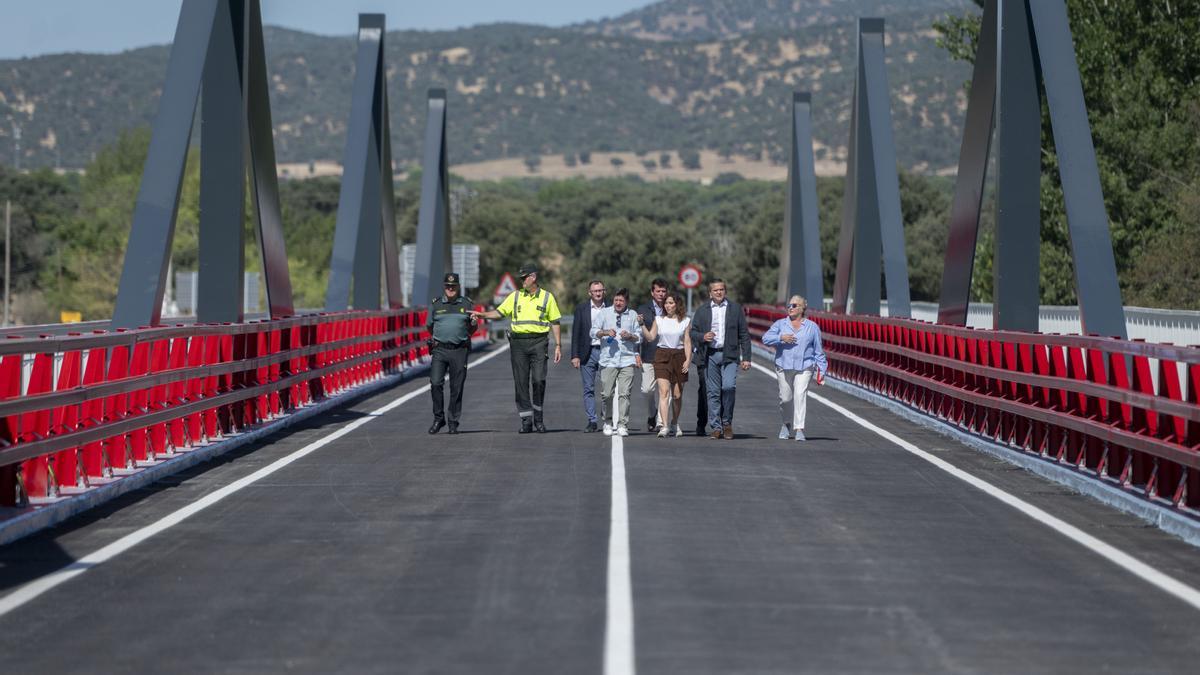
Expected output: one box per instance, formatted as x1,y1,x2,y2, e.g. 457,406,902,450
590,288,642,436
762,295,828,441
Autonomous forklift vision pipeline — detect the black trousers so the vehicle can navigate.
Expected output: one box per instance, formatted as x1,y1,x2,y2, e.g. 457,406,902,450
430,343,469,423
510,333,549,421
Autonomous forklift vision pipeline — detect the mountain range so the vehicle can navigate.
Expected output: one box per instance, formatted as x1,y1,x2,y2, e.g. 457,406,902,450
0,0,975,174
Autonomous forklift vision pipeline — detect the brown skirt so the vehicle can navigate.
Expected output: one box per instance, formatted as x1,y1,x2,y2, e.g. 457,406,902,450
653,347,688,383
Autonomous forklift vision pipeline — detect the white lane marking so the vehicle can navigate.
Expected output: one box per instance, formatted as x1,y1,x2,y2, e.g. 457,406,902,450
750,362,1200,612
604,379,636,675
0,345,511,618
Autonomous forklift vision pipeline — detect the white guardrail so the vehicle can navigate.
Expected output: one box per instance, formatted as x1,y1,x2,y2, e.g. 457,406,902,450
828,300,1200,347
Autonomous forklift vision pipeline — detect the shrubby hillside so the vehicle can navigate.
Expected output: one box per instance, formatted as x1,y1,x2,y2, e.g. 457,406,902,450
0,1,971,172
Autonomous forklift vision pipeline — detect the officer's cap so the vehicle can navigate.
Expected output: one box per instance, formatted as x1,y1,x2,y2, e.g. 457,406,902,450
518,263,538,278
443,273,460,286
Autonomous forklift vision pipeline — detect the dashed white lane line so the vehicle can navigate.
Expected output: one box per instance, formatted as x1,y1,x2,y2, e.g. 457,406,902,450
750,361,1200,612
0,345,511,618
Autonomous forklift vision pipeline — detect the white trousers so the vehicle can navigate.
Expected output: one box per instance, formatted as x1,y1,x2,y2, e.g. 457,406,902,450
777,367,814,431
641,362,660,421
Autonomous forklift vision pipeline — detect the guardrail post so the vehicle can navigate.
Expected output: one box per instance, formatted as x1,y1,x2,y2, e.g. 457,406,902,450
81,342,109,477
52,345,83,489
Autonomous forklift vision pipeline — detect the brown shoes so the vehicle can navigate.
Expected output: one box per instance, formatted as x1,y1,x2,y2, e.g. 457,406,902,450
710,425,734,439
722,425,733,440
710,428,722,439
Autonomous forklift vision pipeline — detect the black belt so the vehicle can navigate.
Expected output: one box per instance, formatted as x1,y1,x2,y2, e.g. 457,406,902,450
508,332,549,340
435,341,469,349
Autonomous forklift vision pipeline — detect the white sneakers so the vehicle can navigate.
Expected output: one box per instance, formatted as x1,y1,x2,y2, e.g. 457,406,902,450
778,425,790,440
617,426,629,437
794,429,806,441
603,423,614,436
673,425,683,437
657,427,668,438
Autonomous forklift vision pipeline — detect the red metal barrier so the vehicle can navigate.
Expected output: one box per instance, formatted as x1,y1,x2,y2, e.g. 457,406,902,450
0,308,488,507
746,304,1200,513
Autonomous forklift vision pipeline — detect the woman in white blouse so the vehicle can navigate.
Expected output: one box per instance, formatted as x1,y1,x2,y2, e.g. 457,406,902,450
639,292,692,437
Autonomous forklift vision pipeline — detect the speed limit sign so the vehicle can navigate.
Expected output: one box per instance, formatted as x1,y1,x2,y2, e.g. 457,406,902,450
678,264,702,289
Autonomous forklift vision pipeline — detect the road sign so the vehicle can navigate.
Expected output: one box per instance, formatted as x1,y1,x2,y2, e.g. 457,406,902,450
679,264,702,289
493,273,518,305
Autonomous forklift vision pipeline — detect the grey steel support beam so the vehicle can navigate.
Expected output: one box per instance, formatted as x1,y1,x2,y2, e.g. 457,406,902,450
850,43,883,316
937,0,999,326
937,0,1123,337
939,0,1040,330
777,92,824,305
113,0,221,328
1028,0,1125,339
831,73,860,314
860,19,911,318
991,0,1041,331
115,0,292,327
197,0,248,324
380,85,403,308
326,15,390,311
831,19,911,316
412,89,451,307
245,0,294,318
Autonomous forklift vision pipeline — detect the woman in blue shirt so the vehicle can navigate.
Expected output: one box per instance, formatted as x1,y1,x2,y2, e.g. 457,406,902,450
761,295,828,441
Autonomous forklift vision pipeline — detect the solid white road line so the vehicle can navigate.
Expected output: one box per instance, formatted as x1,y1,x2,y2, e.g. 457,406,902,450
0,345,511,618
750,361,1200,612
604,386,636,675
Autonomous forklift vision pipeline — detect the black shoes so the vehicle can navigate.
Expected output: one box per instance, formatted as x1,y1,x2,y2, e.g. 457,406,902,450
447,423,459,435
534,420,547,433
647,415,657,431
585,421,598,433
519,419,534,434
695,424,707,437
428,419,446,434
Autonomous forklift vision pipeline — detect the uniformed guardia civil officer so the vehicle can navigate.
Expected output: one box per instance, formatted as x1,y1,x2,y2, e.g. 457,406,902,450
472,263,562,433
426,272,477,435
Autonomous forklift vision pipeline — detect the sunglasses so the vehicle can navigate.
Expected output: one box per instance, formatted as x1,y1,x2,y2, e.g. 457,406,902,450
787,303,803,308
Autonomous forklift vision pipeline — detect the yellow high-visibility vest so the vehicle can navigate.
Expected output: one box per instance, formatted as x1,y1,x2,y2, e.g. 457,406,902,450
496,287,561,334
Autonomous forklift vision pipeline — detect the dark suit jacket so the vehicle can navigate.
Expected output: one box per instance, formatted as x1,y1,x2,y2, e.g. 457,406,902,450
571,300,609,361
635,302,663,361
688,300,752,363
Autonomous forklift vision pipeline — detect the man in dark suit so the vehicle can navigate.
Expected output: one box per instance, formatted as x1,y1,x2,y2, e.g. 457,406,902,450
571,279,608,432
688,278,752,439
635,278,669,431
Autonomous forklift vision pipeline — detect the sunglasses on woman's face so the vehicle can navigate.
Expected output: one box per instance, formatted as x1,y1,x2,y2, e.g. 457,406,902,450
788,303,802,309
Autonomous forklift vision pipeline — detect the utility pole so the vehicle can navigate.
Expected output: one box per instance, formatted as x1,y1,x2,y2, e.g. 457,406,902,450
4,199,10,327
6,122,20,327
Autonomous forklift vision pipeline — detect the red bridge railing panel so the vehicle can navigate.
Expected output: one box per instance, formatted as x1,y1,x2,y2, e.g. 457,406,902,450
746,304,1200,514
0,307,479,508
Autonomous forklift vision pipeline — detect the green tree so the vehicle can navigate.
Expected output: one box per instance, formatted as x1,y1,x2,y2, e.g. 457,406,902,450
935,1,1200,307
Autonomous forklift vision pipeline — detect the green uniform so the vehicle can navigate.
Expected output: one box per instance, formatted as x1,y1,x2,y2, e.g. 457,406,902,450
426,294,475,424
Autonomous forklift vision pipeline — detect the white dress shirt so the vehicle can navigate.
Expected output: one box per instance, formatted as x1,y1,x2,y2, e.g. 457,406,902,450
711,300,728,349
589,301,605,346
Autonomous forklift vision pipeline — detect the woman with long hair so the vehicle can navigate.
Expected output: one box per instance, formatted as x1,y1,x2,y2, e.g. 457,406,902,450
639,292,692,437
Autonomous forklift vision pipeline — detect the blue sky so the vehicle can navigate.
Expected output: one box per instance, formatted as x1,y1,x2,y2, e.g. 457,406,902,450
0,0,655,59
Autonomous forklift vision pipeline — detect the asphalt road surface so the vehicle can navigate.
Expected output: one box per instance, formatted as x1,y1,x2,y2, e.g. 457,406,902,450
1,340,1198,674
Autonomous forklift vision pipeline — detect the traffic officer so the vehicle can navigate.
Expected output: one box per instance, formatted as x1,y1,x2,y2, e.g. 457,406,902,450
426,272,477,435
473,263,562,433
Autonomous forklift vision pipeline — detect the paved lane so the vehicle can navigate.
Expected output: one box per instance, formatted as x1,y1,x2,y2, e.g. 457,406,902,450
0,345,612,674
0,339,1197,673
627,363,1200,674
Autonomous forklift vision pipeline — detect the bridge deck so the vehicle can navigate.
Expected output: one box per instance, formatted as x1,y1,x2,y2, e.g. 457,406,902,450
0,341,1198,673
